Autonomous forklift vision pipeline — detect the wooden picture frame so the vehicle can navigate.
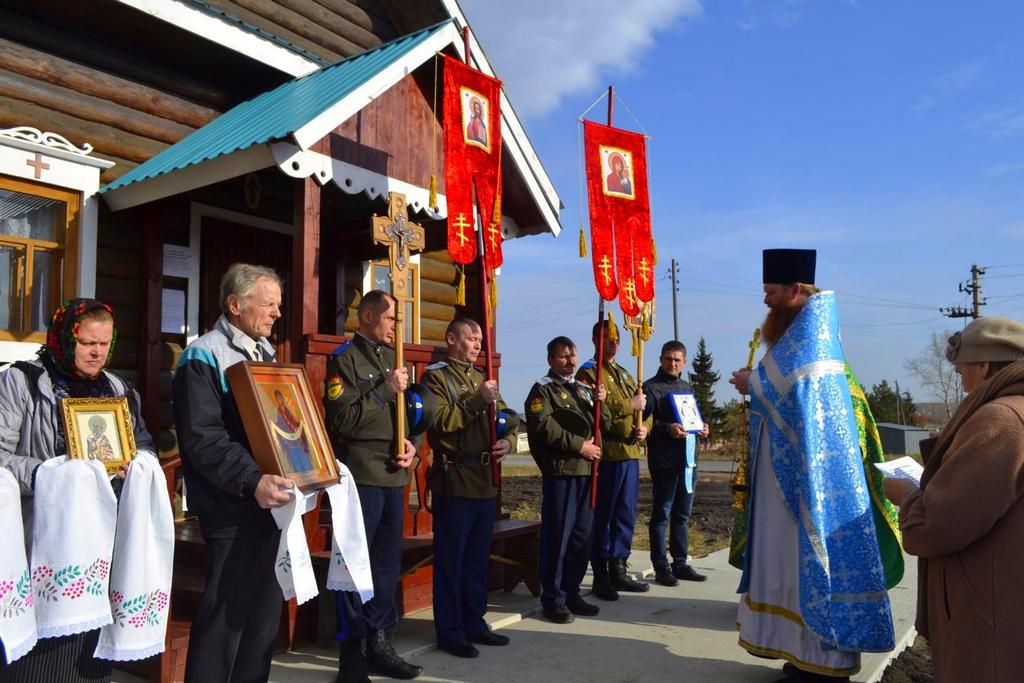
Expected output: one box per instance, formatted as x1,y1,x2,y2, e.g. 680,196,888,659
60,397,136,474
669,392,705,433
225,361,340,492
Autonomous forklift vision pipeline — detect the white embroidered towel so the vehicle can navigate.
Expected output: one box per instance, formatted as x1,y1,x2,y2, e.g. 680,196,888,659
270,485,319,605
326,462,373,603
31,457,116,638
0,468,37,664
94,452,175,661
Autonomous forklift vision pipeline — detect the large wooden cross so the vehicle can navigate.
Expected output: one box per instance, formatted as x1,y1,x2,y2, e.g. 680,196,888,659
372,192,425,458
622,298,654,430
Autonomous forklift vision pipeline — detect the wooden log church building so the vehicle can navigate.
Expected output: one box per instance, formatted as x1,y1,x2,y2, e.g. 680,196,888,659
0,1,562,680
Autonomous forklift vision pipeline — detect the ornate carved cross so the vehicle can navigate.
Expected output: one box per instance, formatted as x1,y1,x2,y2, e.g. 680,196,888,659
372,192,425,306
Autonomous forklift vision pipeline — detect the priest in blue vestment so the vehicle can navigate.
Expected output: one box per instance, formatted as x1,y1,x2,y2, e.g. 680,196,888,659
729,249,895,682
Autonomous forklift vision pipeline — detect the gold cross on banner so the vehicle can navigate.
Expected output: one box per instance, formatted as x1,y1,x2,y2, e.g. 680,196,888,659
372,192,425,306
637,257,652,286
452,213,472,248
622,277,638,310
598,255,614,286
487,221,501,252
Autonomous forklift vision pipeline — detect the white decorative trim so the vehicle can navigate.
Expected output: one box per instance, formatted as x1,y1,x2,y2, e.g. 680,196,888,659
271,142,447,220
113,0,319,78
0,126,93,156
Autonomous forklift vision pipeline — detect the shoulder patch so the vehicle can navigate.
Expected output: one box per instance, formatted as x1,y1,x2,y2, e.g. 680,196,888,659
538,376,554,386
425,361,448,371
331,341,353,358
579,359,596,371
528,395,545,413
326,373,344,400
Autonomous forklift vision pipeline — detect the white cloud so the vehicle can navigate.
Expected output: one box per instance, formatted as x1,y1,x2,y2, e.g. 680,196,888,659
738,0,813,31
459,0,703,118
966,104,1024,137
912,61,987,111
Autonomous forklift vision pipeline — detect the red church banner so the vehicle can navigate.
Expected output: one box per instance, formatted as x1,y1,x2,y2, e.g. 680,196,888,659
443,55,504,267
583,120,654,316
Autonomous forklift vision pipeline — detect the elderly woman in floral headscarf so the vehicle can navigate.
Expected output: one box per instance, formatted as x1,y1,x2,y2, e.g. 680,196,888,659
0,298,154,683
884,316,1024,683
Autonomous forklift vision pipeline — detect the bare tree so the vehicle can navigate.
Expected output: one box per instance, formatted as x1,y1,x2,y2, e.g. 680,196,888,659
904,331,963,419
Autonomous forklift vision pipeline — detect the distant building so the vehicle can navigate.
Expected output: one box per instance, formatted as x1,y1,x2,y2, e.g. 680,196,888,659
877,422,931,456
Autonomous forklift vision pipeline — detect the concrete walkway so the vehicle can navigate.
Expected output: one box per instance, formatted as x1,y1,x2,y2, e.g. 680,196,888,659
170,548,916,683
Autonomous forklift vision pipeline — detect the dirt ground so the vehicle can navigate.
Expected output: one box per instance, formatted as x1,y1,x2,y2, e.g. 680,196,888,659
500,470,934,681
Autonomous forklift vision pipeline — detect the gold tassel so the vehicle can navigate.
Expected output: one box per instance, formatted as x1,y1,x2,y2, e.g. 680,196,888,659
456,266,466,306
489,273,498,319
579,227,587,258
428,175,438,211
641,311,651,341
607,311,619,342
631,327,640,357
651,238,658,265
492,192,502,223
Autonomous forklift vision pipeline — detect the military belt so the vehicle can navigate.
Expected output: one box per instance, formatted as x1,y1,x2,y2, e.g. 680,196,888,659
440,450,491,466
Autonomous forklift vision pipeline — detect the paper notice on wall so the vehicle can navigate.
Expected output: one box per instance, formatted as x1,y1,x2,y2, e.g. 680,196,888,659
873,456,924,486
163,244,193,278
161,289,186,334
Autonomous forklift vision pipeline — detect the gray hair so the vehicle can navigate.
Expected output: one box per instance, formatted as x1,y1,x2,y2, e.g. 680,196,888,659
219,263,281,313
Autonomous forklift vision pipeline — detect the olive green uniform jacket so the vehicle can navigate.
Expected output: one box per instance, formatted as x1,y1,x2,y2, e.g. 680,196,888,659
323,333,420,487
524,370,610,477
422,358,518,499
575,358,650,462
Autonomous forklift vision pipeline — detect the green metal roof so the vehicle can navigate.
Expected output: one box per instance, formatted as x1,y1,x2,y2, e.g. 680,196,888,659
100,19,452,194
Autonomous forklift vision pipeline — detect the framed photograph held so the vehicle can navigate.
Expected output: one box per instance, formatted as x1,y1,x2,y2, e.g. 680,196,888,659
669,393,705,433
60,397,137,474
226,361,340,492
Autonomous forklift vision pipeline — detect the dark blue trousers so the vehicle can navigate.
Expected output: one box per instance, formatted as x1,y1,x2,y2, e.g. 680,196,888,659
590,459,640,562
431,494,496,644
648,467,697,572
335,485,404,641
539,476,593,610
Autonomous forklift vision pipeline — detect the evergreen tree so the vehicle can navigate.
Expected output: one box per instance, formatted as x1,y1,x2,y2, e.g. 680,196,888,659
687,337,725,437
867,380,918,425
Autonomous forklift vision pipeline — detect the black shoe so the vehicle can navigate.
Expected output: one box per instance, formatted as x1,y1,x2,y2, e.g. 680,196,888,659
565,595,600,616
541,605,575,624
591,559,619,601
610,558,650,593
654,568,679,587
439,639,480,658
366,629,423,679
468,630,510,646
672,564,707,582
335,639,370,683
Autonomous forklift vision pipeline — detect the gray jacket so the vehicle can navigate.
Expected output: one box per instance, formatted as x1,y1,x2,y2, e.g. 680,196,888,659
0,359,155,500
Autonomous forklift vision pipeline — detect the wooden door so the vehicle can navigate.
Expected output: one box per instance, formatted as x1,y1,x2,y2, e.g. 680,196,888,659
198,217,292,353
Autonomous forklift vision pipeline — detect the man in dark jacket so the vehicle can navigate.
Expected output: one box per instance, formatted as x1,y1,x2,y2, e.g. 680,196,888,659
643,340,709,586
172,263,293,683
422,318,518,658
525,336,608,624
324,290,424,682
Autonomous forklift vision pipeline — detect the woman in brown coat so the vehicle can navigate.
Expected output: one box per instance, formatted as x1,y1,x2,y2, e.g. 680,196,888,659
884,316,1024,682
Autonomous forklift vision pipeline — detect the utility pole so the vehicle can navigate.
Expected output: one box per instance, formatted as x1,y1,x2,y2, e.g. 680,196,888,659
670,258,680,340
895,379,903,425
941,263,986,319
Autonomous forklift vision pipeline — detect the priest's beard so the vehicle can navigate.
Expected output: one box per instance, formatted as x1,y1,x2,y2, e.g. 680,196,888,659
761,299,805,346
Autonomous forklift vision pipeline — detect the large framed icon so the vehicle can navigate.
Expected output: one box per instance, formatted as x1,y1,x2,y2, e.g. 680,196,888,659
60,397,136,474
669,392,704,433
226,361,340,492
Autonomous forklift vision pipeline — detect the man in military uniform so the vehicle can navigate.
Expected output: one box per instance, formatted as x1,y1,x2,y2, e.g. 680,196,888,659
421,318,519,658
525,336,609,624
576,320,650,601
324,290,426,682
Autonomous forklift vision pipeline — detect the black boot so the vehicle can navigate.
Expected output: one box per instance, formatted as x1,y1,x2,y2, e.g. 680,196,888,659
335,638,369,683
591,559,619,601
610,558,650,593
366,629,423,680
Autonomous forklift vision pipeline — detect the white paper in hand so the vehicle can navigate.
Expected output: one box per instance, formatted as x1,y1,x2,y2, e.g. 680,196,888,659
874,456,924,486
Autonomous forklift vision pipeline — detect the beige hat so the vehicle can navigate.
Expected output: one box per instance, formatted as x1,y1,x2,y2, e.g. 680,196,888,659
946,317,1024,364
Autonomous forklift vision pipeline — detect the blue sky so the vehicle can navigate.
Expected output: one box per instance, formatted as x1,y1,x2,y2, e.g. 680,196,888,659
459,0,1024,410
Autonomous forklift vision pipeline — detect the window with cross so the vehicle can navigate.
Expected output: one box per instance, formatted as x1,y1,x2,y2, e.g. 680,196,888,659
0,175,79,340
